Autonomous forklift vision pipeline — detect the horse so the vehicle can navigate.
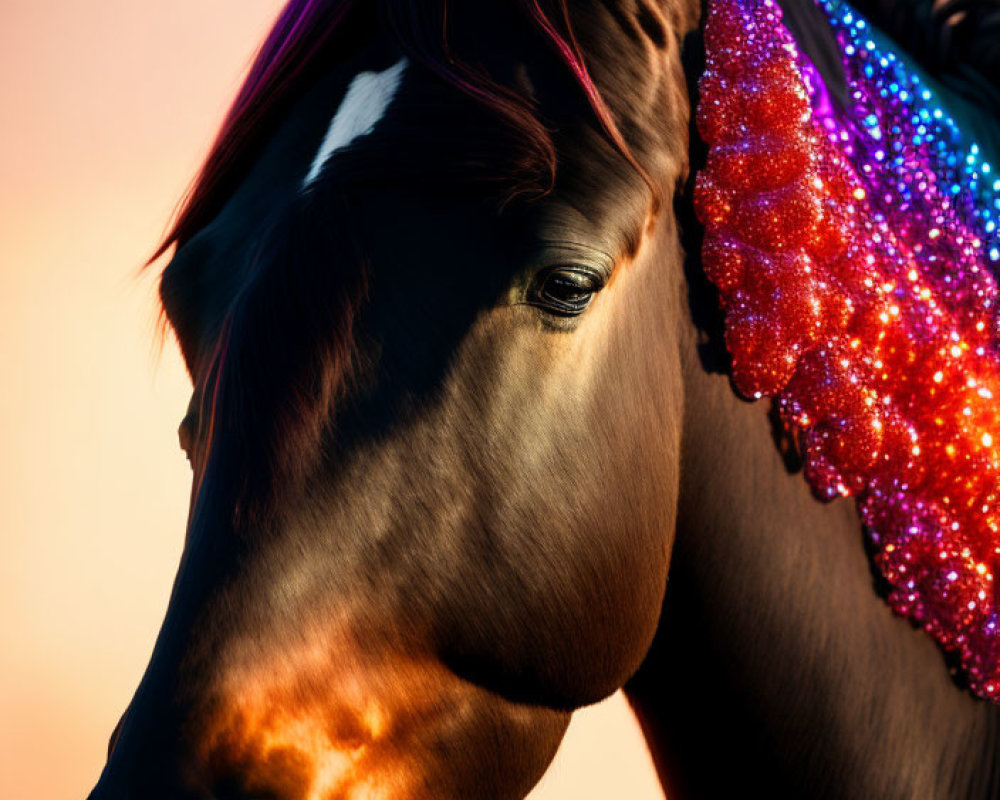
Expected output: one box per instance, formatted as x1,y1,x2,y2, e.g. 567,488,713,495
87,0,1000,797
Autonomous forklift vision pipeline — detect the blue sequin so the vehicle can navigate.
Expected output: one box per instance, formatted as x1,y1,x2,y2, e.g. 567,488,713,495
819,0,998,271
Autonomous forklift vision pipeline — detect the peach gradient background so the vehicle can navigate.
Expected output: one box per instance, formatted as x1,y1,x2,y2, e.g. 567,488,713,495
0,2,664,798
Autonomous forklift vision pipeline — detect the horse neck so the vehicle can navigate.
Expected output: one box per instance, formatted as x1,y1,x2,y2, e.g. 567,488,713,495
626,311,1000,799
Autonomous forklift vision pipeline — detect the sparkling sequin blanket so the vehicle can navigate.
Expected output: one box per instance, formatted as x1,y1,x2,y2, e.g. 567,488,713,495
695,0,1000,698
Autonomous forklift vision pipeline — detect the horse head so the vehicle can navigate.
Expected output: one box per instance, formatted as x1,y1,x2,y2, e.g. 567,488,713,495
90,2,702,797
91,0,1000,796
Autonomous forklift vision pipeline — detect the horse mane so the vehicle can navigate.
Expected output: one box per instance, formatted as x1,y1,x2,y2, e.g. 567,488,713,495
151,0,639,264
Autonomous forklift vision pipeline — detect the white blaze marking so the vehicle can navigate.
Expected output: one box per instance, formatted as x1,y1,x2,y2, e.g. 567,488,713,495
303,57,408,188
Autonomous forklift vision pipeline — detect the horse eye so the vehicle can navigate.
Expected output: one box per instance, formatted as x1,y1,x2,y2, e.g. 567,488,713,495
529,266,604,317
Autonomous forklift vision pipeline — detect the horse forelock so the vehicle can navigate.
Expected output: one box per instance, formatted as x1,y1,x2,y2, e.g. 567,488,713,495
153,0,655,266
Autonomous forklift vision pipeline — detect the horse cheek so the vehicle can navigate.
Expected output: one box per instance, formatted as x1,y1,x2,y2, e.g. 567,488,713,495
426,238,682,709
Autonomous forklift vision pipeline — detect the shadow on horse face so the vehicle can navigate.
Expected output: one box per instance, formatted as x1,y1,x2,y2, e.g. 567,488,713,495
92,2,699,798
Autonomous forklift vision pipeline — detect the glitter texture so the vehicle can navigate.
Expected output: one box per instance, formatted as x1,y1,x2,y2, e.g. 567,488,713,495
696,0,1000,698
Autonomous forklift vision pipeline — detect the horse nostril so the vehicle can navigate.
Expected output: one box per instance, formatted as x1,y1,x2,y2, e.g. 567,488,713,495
107,710,128,760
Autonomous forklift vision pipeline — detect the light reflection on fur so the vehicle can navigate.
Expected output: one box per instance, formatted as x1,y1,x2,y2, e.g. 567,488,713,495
195,610,554,800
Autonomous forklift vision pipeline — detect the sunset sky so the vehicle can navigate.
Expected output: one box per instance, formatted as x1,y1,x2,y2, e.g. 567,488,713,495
0,1,662,798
